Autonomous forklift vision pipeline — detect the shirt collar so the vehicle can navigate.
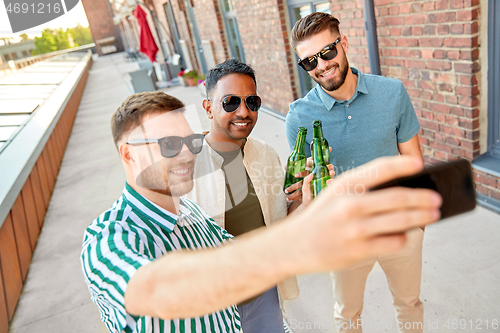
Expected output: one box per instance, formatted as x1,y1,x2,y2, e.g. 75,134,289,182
316,67,369,110
122,182,191,233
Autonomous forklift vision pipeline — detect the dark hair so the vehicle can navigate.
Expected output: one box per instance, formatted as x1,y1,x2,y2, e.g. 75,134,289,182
290,12,341,51
205,58,257,98
111,91,185,147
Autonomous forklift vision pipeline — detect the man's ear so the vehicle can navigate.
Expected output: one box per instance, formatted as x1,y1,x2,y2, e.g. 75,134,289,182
119,142,134,167
202,99,213,119
341,35,349,54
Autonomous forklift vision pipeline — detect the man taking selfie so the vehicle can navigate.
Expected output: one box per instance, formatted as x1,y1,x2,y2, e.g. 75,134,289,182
81,91,440,333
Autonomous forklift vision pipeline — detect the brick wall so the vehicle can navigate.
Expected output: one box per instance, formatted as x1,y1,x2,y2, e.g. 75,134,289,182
330,0,370,74
191,0,229,65
152,0,228,69
151,0,297,113
147,0,500,204
165,0,201,72
150,0,175,53
233,0,297,114
474,170,500,202
333,0,500,204
81,0,121,55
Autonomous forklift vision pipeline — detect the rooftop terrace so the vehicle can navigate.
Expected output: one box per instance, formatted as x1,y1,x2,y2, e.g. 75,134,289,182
1,52,499,333
0,52,90,153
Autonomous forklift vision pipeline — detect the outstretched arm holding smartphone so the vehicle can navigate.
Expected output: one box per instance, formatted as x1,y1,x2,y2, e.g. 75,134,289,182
125,155,441,319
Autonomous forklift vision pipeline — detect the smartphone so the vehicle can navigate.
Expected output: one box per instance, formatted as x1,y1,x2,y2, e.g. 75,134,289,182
371,159,476,220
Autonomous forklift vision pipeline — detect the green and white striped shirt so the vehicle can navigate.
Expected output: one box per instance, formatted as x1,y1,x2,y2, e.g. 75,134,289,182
81,183,241,333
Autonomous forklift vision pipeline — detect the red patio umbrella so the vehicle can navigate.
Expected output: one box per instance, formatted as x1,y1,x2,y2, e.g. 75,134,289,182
134,5,159,63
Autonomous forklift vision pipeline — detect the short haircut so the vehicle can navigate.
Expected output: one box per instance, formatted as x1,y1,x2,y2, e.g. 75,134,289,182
205,58,257,98
111,91,185,147
290,12,341,51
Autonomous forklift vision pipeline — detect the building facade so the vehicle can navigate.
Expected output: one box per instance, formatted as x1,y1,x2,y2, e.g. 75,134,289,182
118,0,499,211
0,40,36,63
81,0,124,55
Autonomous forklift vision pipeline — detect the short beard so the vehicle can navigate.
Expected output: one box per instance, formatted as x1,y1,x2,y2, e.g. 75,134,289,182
314,58,349,92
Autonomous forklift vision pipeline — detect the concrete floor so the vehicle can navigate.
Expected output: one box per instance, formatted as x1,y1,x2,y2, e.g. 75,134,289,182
8,53,500,332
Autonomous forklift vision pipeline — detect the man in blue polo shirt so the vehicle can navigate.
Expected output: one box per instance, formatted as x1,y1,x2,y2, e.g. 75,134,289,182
286,13,424,333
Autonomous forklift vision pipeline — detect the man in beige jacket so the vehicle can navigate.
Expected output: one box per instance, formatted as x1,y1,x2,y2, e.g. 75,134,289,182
184,59,298,332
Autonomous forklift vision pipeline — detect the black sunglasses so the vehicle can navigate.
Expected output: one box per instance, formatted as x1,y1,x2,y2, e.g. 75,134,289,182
126,134,205,158
298,38,342,72
212,95,262,113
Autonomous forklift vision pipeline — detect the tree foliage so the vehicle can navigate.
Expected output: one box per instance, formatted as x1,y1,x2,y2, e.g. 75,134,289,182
19,33,30,41
32,25,93,55
32,28,70,55
67,24,93,47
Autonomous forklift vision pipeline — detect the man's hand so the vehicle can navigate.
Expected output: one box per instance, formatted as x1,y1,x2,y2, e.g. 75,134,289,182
285,164,334,203
285,148,334,202
125,156,441,320
288,155,442,273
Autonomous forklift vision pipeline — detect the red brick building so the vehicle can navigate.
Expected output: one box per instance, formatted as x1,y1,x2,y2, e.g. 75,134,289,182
82,0,123,55
142,0,499,212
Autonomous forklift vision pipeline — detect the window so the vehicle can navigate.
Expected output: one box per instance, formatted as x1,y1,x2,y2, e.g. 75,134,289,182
4,54,10,61
287,1,331,97
184,0,207,73
220,0,245,62
487,0,500,157
11,53,17,60
472,0,500,195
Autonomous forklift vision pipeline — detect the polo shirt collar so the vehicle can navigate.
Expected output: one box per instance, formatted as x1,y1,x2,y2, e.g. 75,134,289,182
316,67,369,110
123,182,191,233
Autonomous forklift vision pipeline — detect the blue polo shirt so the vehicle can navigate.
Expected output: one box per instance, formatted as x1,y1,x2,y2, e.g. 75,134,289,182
285,67,420,175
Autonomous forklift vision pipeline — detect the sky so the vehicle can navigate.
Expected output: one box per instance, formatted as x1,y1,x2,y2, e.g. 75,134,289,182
0,0,90,43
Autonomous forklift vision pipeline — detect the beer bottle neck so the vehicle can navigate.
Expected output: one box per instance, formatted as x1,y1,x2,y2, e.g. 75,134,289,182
312,138,325,165
295,132,306,154
313,125,324,140
293,131,306,153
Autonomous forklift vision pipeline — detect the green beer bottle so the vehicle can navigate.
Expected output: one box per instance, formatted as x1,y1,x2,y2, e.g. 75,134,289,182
284,127,307,191
311,137,331,198
310,120,329,164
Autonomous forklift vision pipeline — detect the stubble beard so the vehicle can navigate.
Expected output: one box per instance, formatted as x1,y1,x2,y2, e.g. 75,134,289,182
136,161,194,197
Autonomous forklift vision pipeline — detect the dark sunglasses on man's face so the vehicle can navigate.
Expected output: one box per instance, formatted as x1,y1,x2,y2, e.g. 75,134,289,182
298,38,342,72
126,133,205,158
214,95,262,113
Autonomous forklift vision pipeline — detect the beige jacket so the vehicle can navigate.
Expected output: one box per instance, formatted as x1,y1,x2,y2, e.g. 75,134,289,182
184,136,299,301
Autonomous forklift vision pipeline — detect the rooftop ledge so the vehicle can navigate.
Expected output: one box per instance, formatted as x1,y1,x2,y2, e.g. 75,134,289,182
0,51,92,228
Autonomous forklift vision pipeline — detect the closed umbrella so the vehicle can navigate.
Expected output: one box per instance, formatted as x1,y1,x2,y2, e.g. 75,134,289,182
134,5,159,63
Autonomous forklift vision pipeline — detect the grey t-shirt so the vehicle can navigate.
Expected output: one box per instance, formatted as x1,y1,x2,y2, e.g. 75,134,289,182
215,142,266,305
216,143,266,238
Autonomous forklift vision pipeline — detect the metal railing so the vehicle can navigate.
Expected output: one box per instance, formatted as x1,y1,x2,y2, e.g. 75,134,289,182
0,43,95,75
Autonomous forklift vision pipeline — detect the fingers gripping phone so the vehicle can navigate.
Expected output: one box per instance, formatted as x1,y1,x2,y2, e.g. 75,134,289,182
371,160,476,220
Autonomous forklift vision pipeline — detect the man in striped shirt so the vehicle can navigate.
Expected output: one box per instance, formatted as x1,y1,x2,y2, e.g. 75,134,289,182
81,92,241,332
81,91,442,333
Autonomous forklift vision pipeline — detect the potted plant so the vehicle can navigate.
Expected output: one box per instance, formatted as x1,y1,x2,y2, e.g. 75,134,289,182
182,70,198,86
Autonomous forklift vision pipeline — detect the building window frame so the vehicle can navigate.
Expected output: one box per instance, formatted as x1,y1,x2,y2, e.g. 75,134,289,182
163,1,186,68
472,0,500,212
219,0,245,62
287,0,331,97
487,0,500,157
